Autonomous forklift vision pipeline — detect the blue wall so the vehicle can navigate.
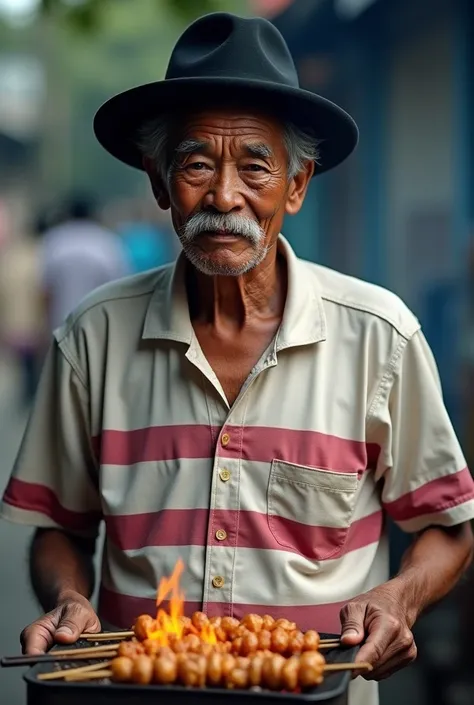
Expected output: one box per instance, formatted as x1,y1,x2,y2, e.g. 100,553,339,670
283,178,320,262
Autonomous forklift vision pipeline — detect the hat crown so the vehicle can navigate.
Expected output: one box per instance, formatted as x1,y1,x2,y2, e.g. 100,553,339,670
165,12,299,88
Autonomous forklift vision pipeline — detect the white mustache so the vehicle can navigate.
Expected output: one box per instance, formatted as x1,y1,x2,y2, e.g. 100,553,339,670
180,212,265,246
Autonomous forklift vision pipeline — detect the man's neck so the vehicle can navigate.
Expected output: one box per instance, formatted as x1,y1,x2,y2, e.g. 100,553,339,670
186,249,287,333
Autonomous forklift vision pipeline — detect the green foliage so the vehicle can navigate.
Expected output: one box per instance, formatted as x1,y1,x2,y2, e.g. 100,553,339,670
5,0,251,200
38,0,250,33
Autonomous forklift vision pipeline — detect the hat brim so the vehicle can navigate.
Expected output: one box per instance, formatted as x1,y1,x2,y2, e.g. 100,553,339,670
93,76,359,176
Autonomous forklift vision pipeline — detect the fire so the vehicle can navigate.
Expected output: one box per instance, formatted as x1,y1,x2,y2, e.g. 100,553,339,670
145,559,217,646
200,622,217,645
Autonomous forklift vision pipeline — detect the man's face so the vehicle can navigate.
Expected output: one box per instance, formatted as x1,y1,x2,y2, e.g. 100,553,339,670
148,109,312,277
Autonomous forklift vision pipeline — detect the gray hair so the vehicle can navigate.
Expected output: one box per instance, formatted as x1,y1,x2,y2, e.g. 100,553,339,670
136,115,322,183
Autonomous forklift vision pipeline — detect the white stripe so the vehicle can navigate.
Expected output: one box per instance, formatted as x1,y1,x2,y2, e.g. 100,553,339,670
100,460,214,515
101,539,389,609
230,543,389,606
100,459,382,523
102,543,206,602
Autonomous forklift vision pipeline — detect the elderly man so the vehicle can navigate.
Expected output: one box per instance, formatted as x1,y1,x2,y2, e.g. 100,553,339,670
2,12,473,705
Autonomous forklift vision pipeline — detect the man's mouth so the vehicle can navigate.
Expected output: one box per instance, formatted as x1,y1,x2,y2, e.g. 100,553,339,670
201,230,240,240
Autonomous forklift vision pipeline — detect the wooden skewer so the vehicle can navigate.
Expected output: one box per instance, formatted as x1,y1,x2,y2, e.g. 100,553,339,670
51,644,118,657
80,630,133,641
319,638,340,645
2,650,118,667
324,662,372,672
37,661,112,681
65,669,113,682
319,642,341,649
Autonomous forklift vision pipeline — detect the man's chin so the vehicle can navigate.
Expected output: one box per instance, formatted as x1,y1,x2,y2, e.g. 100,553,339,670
183,246,258,277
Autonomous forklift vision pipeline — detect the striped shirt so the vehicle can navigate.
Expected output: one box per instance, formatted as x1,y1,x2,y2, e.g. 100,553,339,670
2,235,473,705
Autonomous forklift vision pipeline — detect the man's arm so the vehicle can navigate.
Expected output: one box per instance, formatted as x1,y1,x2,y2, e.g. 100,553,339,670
394,522,473,621
340,522,473,678
0,338,104,653
22,528,101,654
30,528,96,611
339,328,474,679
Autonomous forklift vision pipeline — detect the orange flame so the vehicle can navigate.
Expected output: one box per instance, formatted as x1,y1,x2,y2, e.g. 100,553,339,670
200,622,217,645
145,559,216,645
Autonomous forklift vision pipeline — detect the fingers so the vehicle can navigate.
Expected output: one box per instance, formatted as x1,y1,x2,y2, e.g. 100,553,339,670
352,617,416,680
20,609,62,655
339,601,367,645
55,601,101,644
20,600,101,654
370,642,418,680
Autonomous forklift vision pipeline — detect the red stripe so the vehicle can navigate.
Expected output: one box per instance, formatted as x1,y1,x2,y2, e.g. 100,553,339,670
383,467,474,522
105,508,382,560
238,426,380,472
95,425,380,473
97,425,215,465
2,478,102,531
98,585,346,634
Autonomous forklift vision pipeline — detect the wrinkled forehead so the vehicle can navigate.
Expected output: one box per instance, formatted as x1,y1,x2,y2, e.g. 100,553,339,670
171,108,286,149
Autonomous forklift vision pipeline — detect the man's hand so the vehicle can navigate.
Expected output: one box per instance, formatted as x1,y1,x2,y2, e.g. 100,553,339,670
20,591,101,654
339,583,417,680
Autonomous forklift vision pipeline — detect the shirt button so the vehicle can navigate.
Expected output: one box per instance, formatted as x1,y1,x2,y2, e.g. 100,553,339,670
221,433,230,447
212,575,225,588
219,469,231,482
215,529,227,541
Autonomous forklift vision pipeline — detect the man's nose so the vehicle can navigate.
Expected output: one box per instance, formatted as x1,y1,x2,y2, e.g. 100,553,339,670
202,166,246,213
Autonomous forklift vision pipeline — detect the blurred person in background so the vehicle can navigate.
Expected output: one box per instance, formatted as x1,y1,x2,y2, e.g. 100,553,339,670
0,212,46,408
118,198,174,273
40,193,130,332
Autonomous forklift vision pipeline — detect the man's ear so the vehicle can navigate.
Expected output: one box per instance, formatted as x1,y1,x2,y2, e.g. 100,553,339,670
285,160,314,216
143,156,170,211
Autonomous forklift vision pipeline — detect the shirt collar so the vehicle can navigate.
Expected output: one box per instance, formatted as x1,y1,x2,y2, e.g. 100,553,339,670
142,234,327,349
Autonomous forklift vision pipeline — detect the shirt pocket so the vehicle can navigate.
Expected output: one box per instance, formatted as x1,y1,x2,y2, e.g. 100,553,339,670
267,459,359,561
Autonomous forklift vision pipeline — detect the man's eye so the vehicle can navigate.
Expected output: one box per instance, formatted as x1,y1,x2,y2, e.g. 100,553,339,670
188,162,208,171
245,164,266,172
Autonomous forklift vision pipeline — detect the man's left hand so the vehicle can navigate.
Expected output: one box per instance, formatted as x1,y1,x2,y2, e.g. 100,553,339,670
339,583,417,680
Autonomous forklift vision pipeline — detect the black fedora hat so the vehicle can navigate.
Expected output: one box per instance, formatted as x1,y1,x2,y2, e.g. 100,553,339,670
93,12,358,176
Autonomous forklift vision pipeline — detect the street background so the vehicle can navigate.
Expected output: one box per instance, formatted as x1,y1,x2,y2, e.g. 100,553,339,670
0,0,473,703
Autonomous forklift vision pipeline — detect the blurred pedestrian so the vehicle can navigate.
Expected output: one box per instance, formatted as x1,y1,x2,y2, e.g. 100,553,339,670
118,202,174,273
40,193,130,331
0,218,46,407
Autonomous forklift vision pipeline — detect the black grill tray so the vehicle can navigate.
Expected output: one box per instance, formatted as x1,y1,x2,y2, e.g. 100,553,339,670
24,633,358,705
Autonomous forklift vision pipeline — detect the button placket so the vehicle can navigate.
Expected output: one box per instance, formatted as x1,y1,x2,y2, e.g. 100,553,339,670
203,412,245,614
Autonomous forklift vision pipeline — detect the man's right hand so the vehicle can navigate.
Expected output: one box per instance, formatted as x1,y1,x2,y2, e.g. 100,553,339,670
20,591,101,654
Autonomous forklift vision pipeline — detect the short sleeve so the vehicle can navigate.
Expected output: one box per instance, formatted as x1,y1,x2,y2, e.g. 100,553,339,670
369,329,474,532
0,339,102,538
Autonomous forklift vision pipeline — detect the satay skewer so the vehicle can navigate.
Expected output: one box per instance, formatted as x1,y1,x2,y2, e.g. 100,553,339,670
51,644,118,657
81,630,134,641
58,658,372,684
2,649,118,667
65,669,113,682
324,662,372,672
37,661,112,681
